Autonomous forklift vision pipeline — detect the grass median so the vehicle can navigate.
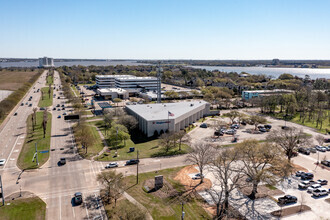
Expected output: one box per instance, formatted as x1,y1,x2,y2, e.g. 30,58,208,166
0,196,46,220
46,75,53,85
17,112,52,170
38,87,53,107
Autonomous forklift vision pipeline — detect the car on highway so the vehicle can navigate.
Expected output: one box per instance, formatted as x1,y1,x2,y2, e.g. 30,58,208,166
0,159,6,166
317,179,328,185
63,112,67,115
125,159,139,165
28,104,32,107
298,147,310,155
301,173,314,180
14,112,17,116
312,188,329,197
298,180,316,189
192,173,204,180
105,162,118,169
74,192,83,205
200,123,207,128
21,103,24,106
25,102,28,105
57,115,61,118
277,195,297,205
307,184,321,193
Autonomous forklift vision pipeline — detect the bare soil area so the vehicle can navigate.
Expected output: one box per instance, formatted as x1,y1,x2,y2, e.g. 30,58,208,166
0,70,38,91
271,205,311,217
174,165,212,191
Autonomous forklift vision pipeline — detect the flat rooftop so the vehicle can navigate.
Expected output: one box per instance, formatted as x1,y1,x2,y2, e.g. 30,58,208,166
243,89,293,93
97,88,127,94
126,100,208,121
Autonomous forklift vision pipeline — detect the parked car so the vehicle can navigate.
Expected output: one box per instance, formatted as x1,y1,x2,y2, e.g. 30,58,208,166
301,173,314,180
321,160,330,167
317,179,328,185
62,107,65,110
230,124,240,129
259,127,267,132
57,108,61,111
53,107,56,110
200,123,207,128
214,131,224,136
61,104,65,107
59,158,66,165
312,188,329,197
281,126,290,130
74,192,83,205
298,147,310,155
126,159,140,165
298,180,316,189
296,171,306,177
57,97,60,99
315,145,327,152
56,104,60,107
307,184,322,193
40,107,45,110
105,162,118,169
277,195,297,205
240,122,247,126
28,104,32,107
192,173,204,180
0,159,6,166
308,147,317,153
324,138,330,143
63,112,67,115
264,124,272,129
225,129,236,135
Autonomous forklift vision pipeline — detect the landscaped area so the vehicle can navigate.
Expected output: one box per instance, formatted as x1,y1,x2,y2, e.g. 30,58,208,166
38,87,53,107
0,196,46,220
123,167,211,220
46,75,53,85
17,112,52,170
92,121,190,161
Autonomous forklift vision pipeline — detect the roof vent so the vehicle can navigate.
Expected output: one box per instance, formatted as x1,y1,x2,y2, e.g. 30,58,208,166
164,105,166,107
190,104,194,107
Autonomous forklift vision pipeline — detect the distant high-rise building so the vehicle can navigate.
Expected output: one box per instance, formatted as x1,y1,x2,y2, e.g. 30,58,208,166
38,57,54,68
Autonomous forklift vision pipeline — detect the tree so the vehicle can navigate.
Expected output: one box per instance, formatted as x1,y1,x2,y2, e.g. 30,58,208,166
315,134,325,146
223,111,240,124
97,171,123,206
118,115,138,131
267,128,312,162
48,84,51,99
42,109,48,138
103,113,113,136
248,115,267,130
234,139,289,200
164,90,179,99
207,148,243,219
109,122,130,147
159,132,175,153
175,130,187,151
113,98,122,107
186,142,214,184
76,123,94,154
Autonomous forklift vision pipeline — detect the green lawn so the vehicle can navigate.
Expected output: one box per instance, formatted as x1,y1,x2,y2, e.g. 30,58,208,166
72,86,79,97
17,112,52,170
93,121,190,161
75,124,104,159
0,197,46,220
46,75,53,85
38,87,53,107
124,167,211,220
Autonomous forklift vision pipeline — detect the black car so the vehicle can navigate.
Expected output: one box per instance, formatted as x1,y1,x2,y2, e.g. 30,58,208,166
301,173,314,180
74,192,83,205
298,147,310,155
277,195,297,205
281,126,290,130
214,131,224,136
321,160,330,167
200,123,207,128
264,124,272,129
259,127,267,132
40,107,45,110
126,159,140,165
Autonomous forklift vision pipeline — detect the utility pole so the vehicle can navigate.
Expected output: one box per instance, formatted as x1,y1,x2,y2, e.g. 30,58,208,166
0,175,4,206
136,150,139,184
181,202,185,220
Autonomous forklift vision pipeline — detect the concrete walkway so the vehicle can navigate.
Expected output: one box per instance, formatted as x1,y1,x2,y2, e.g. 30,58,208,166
123,191,153,220
91,126,109,161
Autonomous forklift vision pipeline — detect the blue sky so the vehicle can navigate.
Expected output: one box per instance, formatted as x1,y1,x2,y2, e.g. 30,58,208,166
0,0,329,59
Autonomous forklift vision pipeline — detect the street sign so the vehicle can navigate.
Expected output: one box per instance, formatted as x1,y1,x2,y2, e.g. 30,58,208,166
40,150,49,153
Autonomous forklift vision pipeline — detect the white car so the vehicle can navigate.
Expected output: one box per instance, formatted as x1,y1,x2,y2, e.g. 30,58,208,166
105,162,118,169
312,188,328,197
192,173,204,180
307,184,321,193
0,159,6,166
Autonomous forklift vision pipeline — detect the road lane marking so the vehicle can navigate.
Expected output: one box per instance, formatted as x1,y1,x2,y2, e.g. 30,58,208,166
4,135,20,168
13,150,19,153
59,196,62,220
72,203,75,218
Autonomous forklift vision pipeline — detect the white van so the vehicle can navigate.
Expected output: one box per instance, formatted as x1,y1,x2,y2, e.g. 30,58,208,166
312,188,328,197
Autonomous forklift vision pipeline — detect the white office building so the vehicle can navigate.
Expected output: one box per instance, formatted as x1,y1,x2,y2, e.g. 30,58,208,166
38,57,54,68
96,88,129,100
95,75,158,91
126,101,210,137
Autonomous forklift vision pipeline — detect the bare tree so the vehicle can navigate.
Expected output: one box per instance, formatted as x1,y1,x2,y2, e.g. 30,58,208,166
207,148,243,219
315,134,325,146
97,170,123,206
186,142,214,184
159,132,175,153
42,109,48,138
118,115,138,131
267,128,312,162
175,130,187,151
235,139,289,200
76,123,94,154
48,84,51,99
248,115,267,130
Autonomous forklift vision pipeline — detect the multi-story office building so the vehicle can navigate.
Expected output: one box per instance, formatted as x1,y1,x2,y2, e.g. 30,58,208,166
242,89,293,100
38,57,54,68
96,75,158,91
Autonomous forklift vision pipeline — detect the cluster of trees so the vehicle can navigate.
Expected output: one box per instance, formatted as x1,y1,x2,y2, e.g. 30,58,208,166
74,120,94,154
0,69,43,122
259,89,330,130
158,130,187,153
222,111,267,130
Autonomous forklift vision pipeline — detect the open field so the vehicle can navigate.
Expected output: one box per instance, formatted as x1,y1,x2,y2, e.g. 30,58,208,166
38,87,53,107
17,112,52,170
0,69,39,91
124,166,211,220
92,121,190,161
0,196,46,220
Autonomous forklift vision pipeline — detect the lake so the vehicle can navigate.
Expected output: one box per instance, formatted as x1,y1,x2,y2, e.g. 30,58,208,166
189,65,330,79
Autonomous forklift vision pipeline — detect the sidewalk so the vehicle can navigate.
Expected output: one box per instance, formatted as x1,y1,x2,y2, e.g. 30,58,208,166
123,191,153,220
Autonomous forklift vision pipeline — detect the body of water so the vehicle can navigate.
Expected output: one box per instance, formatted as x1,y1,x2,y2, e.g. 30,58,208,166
0,60,148,68
189,65,330,79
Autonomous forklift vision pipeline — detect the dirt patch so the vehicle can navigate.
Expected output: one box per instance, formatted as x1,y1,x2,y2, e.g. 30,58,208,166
325,198,330,204
174,165,212,191
143,178,178,199
292,164,308,173
271,205,311,217
0,70,38,91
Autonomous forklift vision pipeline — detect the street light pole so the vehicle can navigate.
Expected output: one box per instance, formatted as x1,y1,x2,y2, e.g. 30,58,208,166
136,150,139,184
35,142,39,166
